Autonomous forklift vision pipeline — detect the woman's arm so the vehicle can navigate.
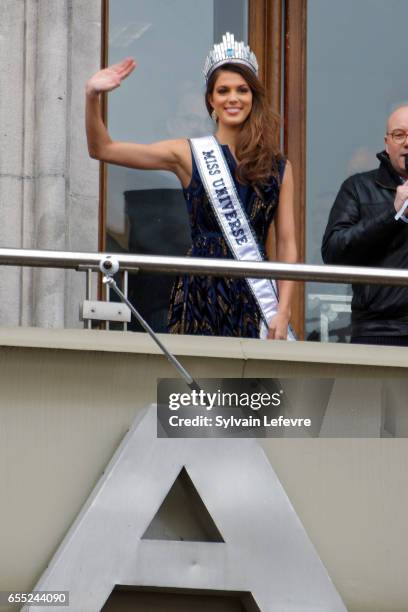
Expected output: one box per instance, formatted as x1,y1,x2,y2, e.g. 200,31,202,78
85,58,191,186
265,160,297,340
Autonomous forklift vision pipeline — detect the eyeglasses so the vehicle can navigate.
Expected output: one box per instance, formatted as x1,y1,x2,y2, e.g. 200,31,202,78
387,129,408,144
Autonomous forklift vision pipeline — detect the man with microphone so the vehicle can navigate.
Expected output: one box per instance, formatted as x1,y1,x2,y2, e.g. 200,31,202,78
322,105,408,346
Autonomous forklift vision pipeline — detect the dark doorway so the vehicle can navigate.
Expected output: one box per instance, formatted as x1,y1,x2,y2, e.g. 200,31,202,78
102,587,260,612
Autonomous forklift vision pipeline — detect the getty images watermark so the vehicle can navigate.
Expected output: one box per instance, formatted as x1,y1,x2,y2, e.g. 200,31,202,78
157,379,313,438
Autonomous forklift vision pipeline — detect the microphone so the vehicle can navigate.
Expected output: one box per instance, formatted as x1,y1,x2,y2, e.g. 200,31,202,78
394,154,408,221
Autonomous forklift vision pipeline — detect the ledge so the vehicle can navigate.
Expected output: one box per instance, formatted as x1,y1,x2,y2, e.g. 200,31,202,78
0,326,407,369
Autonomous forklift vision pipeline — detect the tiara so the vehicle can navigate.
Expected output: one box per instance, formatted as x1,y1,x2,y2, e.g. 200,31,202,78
203,32,259,81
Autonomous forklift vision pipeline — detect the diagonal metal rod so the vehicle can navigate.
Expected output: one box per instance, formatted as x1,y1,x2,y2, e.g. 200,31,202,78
103,275,200,393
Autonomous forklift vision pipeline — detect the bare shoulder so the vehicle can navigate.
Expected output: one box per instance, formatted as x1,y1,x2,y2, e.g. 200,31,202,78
171,138,191,163
281,158,293,180
279,158,293,190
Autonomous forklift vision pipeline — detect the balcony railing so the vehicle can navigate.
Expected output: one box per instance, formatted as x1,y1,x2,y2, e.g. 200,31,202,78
1,247,408,286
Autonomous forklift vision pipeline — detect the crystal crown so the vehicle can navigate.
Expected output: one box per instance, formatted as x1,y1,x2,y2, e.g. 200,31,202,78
203,32,259,81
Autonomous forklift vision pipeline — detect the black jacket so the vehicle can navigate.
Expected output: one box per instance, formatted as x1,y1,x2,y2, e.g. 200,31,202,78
321,151,408,337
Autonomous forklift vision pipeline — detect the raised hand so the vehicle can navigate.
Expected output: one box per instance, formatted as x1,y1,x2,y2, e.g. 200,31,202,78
86,58,136,95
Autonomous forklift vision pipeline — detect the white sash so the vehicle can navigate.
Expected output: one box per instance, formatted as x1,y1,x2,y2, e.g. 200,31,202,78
190,135,296,341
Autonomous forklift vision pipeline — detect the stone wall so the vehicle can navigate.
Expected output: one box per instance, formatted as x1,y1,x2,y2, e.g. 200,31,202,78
0,0,101,327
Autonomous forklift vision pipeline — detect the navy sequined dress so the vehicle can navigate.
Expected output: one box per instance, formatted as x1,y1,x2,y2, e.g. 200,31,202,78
167,143,286,337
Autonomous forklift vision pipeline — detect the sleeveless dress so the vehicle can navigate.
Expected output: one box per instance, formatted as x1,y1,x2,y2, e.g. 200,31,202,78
167,143,286,337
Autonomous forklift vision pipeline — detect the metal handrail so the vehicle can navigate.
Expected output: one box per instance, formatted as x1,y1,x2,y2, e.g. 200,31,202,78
0,247,408,286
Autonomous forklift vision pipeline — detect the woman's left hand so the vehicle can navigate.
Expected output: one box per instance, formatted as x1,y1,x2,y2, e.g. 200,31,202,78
267,312,290,340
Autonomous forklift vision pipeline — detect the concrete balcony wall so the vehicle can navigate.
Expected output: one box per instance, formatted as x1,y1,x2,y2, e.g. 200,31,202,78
0,328,407,611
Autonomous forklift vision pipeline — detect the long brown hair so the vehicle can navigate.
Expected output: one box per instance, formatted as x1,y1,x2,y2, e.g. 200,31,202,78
205,63,283,187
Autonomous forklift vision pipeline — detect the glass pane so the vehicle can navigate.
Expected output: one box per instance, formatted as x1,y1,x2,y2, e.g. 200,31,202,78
306,0,408,342
107,0,248,332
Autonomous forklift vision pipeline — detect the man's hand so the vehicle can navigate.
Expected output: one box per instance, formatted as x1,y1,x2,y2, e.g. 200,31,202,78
86,58,136,96
394,180,408,215
267,312,290,340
